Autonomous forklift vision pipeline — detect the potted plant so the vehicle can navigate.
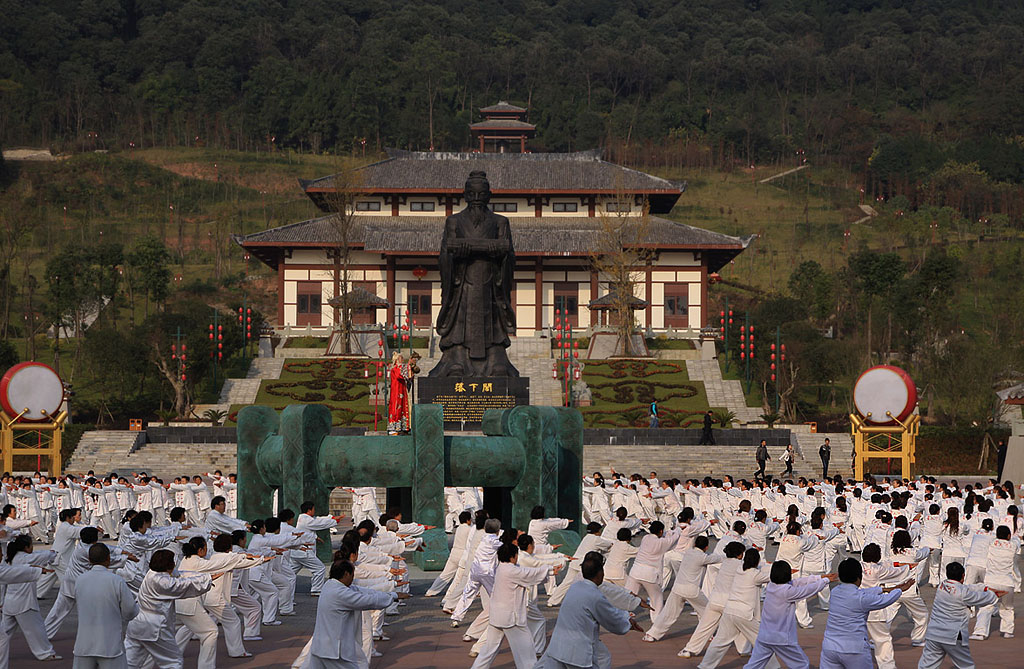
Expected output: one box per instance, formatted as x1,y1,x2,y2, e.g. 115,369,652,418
711,409,736,428
156,409,177,427
203,408,228,427
760,411,781,428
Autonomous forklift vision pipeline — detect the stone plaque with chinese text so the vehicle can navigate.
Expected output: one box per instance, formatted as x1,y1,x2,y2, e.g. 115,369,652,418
417,376,530,429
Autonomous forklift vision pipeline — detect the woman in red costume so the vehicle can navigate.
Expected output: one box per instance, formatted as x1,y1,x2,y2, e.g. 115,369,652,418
387,352,413,434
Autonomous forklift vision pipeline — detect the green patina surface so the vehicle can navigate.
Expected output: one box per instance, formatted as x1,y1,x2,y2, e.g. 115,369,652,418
236,402,583,570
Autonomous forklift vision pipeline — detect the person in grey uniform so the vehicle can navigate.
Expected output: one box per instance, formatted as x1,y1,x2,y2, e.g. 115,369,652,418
917,561,1001,669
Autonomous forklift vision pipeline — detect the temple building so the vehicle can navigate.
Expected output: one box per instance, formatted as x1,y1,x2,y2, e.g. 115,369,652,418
235,104,752,341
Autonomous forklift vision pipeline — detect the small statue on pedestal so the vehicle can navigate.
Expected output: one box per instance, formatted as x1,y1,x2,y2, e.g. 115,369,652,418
387,351,417,434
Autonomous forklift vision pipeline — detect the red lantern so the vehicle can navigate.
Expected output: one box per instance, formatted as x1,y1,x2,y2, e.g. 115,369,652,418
770,373,776,382
217,352,222,360
728,310,733,317
551,366,557,380
728,318,733,324
771,353,776,361
573,368,580,380
208,324,213,330
181,344,185,351
770,363,776,370
181,374,186,381
771,343,776,351
740,351,746,359
740,325,746,332
364,368,369,378
739,342,745,350
750,352,754,359
218,325,223,331
749,335,754,343
246,308,251,314
209,333,213,340
217,343,222,349
180,354,186,361
740,334,746,341
573,350,579,358
750,326,754,333
719,310,725,317
781,354,786,362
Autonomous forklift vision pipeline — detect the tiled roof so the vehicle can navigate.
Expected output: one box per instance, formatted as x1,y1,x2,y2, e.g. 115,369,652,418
997,383,1024,403
470,119,536,130
479,101,527,113
300,150,684,214
587,291,650,309
234,215,752,272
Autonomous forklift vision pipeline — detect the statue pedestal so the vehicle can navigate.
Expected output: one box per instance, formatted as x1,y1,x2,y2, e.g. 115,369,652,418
417,376,530,429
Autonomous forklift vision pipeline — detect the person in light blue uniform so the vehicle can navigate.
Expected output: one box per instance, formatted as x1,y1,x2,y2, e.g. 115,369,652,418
917,561,1001,669
819,558,914,669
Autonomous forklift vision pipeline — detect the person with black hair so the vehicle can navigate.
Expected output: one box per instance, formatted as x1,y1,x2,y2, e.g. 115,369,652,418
204,495,249,535
604,527,638,587
118,510,185,592
918,562,1001,668
537,551,641,668
50,507,86,582
71,543,138,668
888,530,931,649
774,520,822,629
861,542,914,669
964,517,995,586
744,560,836,669
819,558,913,669
1,535,60,662
124,549,220,668
625,519,680,616
178,535,268,663
547,521,613,608
427,510,474,598
971,524,1020,640
512,534,569,656
43,525,138,640
227,530,267,641
286,501,344,598
678,541,747,658
246,517,303,627
920,502,944,586
696,549,773,669
451,517,503,630
470,541,559,668
306,559,404,669
645,534,721,642
528,505,570,595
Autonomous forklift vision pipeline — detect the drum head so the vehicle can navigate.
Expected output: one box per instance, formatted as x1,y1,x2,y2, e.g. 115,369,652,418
0,362,64,422
853,365,917,425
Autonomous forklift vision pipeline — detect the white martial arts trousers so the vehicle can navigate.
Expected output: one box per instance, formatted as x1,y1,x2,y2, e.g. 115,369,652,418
273,563,297,614
974,589,1014,637
698,614,777,669
125,628,184,669
43,590,75,638
174,609,219,669
744,641,811,669
916,638,976,669
248,578,280,624
452,570,492,623
71,654,128,669
647,591,707,640
546,569,581,607
35,567,58,599
624,575,665,616
925,548,941,586
470,624,537,669
233,590,263,637
866,621,897,669
291,553,327,594
206,602,249,657
1,610,57,661
426,554,462,596
442,564,470,610
527,600,547,654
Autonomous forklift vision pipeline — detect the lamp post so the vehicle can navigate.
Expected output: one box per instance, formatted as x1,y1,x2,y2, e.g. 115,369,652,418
718,297,733,373
209,309,224,388
237,300,252,358
553,309,579,407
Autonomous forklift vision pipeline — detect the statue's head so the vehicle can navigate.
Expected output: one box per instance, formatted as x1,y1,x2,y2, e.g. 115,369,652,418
464,170,491,207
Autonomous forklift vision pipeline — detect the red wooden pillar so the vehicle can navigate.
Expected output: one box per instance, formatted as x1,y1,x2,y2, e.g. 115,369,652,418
534,258,543,333
589,270,598,327
645,262,653,328
386,256,396,324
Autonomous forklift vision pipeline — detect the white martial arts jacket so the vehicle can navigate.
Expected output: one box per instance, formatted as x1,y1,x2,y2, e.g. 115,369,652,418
671,549,722,598
541,579,631,667
489,561,552,628
723,565,771,620
983,537,1021,589
627,527,681,583
178,552,263,610
293,513,339,559
603,540,638,582
204,509,248,535
4,550,55,614
72,565,138,658
566,534,614,572
309,579,396,662
528,517,570,551
126,571,212,642
65,543,129,598
925,579,998,645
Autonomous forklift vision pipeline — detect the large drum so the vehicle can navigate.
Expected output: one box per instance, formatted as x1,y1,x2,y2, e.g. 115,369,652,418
0,362,65,422
852,365,917,425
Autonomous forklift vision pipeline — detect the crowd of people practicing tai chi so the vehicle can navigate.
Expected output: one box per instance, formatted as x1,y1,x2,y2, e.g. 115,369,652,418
0,470,427,668
427,471,1022,669
0,467,1019,668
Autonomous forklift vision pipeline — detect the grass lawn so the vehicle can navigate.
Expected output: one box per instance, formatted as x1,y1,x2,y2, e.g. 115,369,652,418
579,359,720,428
228,358,383,427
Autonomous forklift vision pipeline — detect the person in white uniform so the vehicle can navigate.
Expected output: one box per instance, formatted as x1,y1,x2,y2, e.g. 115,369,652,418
698,548,776,669
547,522,613,608
0,552,55,669
304,559,402,669
972,525,1020,639
536,551,642,669
450,518,502,627
744,560,836,669
292,501,344,596
624,520,681,616
644,534,720,642
1,535,60,663
124,549,217,669
470,541,558,668
71,543,138,669
426,511,472,597
819,558,913,669
918,561,1001,669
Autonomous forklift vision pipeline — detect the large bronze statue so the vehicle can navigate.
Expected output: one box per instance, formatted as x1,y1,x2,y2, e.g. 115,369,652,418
430,171,519,378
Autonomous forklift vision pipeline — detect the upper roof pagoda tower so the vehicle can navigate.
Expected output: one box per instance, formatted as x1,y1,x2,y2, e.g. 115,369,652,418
470,101,535,153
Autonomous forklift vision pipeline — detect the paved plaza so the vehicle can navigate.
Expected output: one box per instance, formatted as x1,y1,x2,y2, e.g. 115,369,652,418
12,535,1024,668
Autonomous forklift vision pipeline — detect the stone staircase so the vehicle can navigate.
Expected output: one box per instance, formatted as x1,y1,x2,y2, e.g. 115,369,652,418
508,337,563,406
65,431,146,475
208,357,286,414
583,442,850,481
685,360,761,424
84,442,239,481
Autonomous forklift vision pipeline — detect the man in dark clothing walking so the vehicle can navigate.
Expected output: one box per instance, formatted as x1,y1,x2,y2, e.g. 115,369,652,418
699,410,715,445
819,437,831,479
755,440,769,480
997,439,1007,481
